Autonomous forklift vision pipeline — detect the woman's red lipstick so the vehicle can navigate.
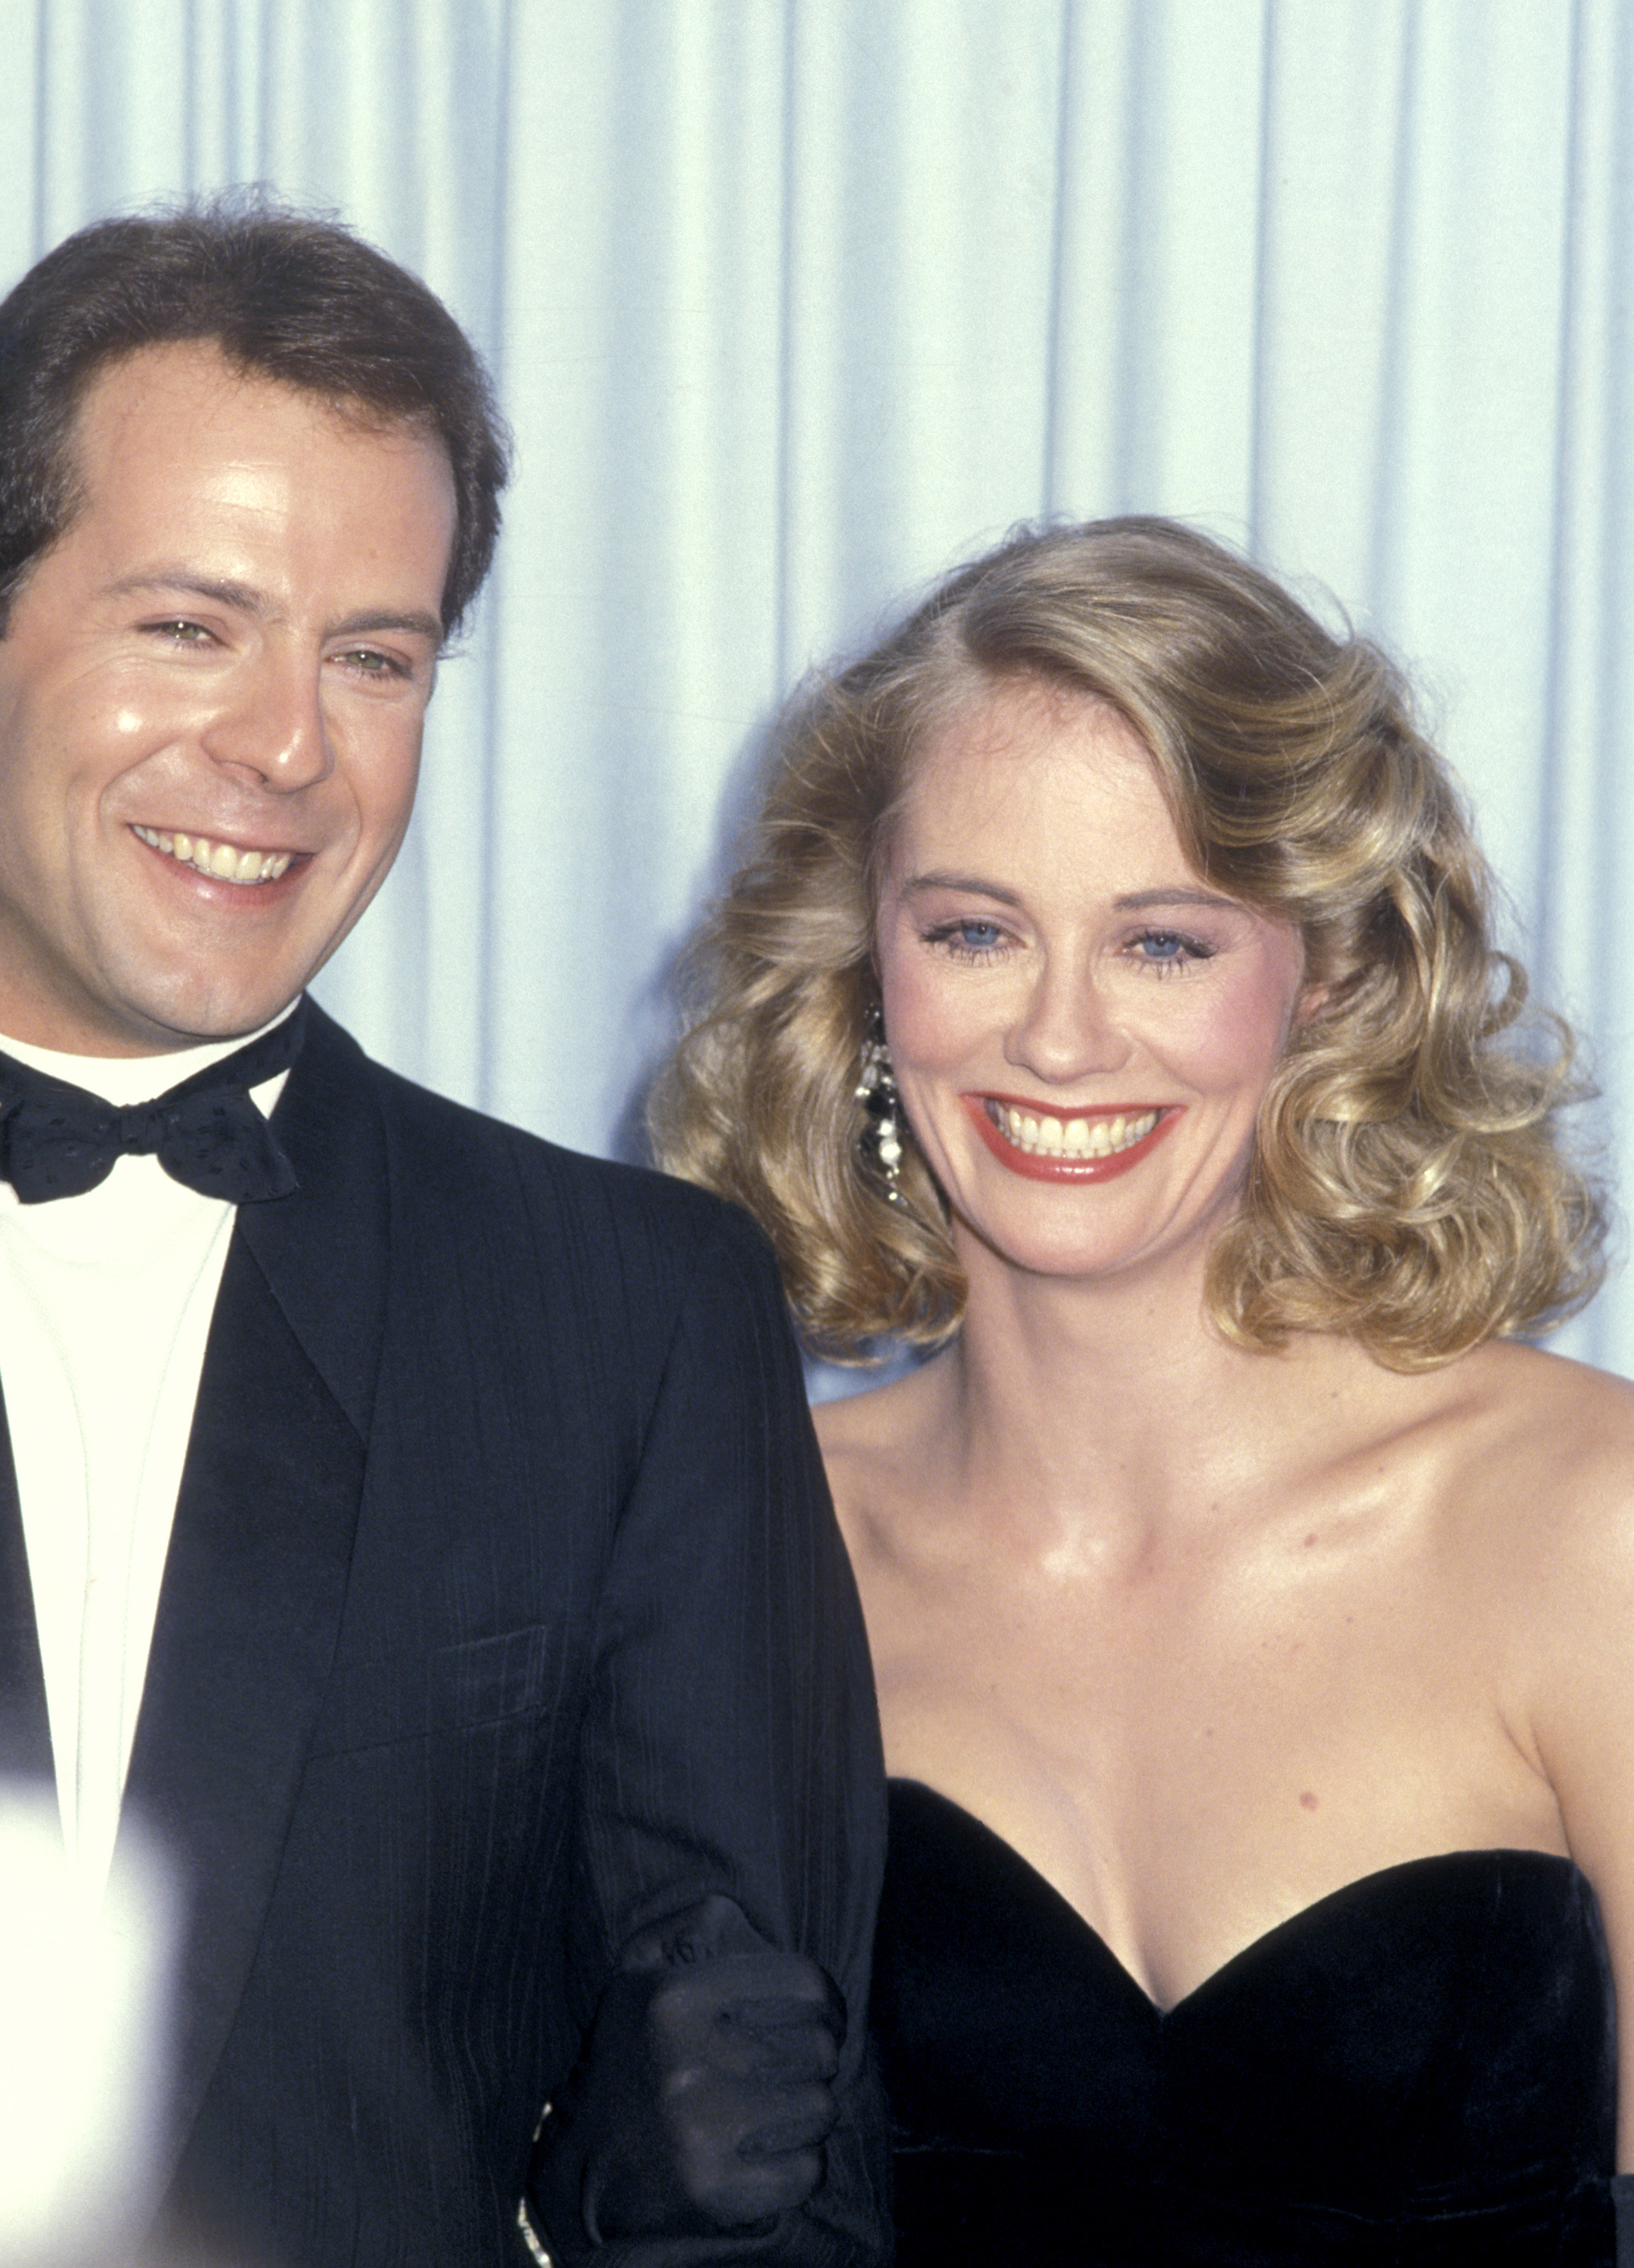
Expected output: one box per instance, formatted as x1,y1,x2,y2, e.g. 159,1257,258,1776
961,1094,1180,1183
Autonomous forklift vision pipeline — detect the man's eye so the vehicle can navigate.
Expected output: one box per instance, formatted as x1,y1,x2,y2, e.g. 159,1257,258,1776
146,619,211,645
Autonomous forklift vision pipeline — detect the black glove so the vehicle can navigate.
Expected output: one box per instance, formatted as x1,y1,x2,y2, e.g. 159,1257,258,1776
527,1894,846,2255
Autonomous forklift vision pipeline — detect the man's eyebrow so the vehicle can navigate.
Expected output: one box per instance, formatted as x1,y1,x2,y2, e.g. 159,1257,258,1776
106,573,443,646
330,606,445,645
108,570,268,613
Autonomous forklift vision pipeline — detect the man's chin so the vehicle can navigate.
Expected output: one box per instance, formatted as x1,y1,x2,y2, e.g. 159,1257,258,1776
129,989,306,1054
0,975,310,1058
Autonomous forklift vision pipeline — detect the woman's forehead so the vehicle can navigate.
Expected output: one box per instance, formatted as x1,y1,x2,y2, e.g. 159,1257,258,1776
898,682,1177,855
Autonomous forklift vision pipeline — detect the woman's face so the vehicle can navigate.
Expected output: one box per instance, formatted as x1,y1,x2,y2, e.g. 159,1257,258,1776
874,677,1310,1290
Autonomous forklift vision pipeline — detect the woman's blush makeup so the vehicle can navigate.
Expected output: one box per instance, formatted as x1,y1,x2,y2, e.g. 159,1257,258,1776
962,1093,1181,1183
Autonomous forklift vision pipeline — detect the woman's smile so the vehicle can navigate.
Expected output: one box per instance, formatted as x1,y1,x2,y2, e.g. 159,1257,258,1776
963,1094,1179,1180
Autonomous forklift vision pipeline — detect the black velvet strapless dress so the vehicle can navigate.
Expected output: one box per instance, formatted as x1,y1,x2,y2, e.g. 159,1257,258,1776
874,1780,1620,2265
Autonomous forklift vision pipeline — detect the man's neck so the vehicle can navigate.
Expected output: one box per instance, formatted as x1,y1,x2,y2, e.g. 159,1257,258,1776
0,1001,299,1108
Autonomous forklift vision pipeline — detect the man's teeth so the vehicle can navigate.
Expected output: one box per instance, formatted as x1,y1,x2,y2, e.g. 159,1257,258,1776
132,826,293,885
991,1104,1161,1160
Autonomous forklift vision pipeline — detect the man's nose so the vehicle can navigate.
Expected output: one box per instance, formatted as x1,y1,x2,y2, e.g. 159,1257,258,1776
198,646,333,790
1003,956,1132,1083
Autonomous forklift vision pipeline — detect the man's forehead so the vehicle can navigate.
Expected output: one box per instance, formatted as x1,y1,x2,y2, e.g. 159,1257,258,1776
64,344,453,547
70,342,448,492
16,341,459,642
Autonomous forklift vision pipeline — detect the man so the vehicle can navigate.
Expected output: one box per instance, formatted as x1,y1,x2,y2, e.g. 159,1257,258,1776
0,203,886,2266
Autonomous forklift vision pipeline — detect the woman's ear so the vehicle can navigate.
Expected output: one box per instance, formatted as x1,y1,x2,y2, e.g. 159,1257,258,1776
1294,980,1332,1027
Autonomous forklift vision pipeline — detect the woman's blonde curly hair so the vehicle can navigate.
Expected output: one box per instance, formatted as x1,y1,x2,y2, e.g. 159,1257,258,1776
650,517,1605,1370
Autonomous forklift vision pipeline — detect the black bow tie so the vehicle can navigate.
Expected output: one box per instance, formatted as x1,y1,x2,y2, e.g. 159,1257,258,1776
0,1002,307,1205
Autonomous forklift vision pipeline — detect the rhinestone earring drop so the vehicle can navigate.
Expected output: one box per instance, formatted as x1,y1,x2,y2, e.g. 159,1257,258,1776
856,1002,905,1202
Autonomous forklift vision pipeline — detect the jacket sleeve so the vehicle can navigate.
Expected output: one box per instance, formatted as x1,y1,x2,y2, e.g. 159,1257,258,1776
526,1204,891,2266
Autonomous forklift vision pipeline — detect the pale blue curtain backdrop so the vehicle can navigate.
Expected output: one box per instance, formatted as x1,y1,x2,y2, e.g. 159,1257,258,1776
2,0,1631,1367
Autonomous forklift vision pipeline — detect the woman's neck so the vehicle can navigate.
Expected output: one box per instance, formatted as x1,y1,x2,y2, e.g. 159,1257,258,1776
935,1238,1365,1550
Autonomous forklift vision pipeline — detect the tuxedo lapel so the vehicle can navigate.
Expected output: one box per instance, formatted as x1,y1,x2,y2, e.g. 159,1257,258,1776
236,1000,392,1442
126,1005,392,2187
0,1382,51,1787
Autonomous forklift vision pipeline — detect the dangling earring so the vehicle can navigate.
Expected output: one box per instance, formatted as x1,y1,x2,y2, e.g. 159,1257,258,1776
856,1002,905,1204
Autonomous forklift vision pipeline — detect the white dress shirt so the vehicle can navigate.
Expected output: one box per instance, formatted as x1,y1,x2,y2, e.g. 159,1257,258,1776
0,1016,291,1897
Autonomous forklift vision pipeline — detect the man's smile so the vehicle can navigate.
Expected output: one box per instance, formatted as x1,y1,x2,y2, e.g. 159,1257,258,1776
131,824,296,885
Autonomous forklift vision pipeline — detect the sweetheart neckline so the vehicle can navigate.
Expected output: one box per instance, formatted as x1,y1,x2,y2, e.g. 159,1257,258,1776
886,1776,1588,2022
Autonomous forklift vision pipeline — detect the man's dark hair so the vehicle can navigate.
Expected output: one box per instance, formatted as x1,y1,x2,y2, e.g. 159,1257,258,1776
0,193,511,635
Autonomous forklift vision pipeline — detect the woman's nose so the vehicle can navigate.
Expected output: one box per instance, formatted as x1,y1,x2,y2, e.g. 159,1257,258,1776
1003,959,1131,1084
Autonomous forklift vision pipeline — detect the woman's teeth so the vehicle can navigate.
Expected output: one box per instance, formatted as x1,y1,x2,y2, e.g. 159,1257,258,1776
133,826,292,885
991,1103,1161,1159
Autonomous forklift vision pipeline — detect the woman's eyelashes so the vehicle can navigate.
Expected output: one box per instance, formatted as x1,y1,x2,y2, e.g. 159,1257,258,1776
919,916,1219,971
1127,926,1215,973
922,916,1012,961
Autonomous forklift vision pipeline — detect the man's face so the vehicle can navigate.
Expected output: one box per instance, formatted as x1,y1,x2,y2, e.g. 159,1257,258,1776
0,341,457,1053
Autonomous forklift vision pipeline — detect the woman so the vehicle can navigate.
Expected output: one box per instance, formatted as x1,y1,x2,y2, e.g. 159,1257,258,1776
650,519,1634,2264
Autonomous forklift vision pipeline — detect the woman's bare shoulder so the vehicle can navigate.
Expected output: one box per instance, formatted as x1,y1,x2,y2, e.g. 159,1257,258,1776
1456,1339,1634,1462
1477,1351,1634,1966
1435,1340,1634,1570
1223,1335,1634,1600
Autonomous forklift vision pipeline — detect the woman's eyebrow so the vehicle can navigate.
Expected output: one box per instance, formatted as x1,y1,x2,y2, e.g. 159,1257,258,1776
901,876,1240,913
1112,888,1239,912
901,872,1022,903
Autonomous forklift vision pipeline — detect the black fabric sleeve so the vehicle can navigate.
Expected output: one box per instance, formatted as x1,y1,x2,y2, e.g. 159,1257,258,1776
1612,2174,1634,2266
528,1209,890,2266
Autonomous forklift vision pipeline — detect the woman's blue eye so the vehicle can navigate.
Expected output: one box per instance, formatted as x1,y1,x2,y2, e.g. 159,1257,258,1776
922,917,1009,959
1132,930,1210,968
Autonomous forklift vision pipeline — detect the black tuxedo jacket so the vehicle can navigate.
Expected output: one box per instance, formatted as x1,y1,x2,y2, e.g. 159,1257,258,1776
0,1005,887,2267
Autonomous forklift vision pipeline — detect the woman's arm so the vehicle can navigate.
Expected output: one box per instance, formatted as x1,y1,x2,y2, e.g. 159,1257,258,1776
1517,1371,1634,2172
